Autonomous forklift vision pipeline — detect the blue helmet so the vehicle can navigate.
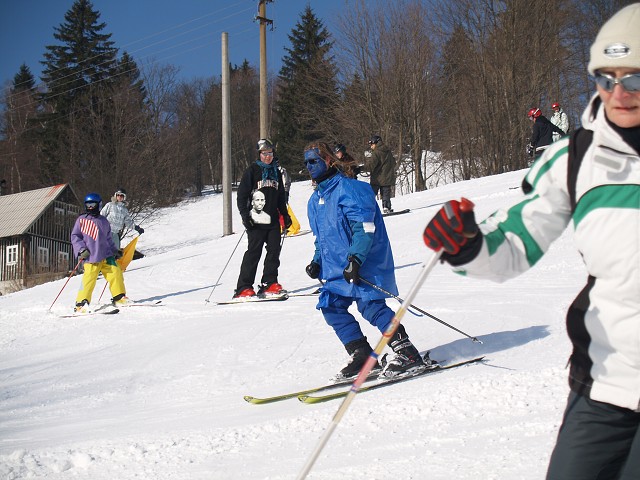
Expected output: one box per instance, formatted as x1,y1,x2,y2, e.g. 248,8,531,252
84,192,102,213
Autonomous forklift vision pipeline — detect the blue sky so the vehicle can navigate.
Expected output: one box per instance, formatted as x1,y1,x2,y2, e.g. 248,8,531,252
0,0,347,88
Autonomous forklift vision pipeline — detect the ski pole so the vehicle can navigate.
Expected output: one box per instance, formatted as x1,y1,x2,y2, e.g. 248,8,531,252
205,229,246,304
296,251,442,480
48,258,83,311
97,280,109,303
359,277,481,344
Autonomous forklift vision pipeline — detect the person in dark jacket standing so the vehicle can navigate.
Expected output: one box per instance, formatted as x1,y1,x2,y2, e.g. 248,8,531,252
366,135,397,213
527,108,564,159
234,138,292,299
304,141,432,380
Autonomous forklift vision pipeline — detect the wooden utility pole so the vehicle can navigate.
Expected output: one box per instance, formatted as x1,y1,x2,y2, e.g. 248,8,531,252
256,0,273,139
221,32,232,236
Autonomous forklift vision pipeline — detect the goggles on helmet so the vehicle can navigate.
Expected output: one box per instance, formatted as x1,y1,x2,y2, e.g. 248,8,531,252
257,138,274,151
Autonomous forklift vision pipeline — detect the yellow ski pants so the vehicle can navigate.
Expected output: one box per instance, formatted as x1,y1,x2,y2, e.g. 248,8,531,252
76,257,126,304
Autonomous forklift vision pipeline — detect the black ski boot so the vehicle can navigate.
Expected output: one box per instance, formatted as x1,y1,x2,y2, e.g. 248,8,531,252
334,337,380,381
381,325,426,378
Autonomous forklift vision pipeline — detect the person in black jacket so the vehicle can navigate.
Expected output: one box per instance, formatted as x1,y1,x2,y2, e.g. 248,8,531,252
233,139,291,299
527,108,564,159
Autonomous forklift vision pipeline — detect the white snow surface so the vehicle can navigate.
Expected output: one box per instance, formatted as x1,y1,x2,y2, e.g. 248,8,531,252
0,171,587,479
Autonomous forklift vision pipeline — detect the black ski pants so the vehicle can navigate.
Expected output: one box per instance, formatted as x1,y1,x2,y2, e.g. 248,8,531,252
546,391,640,480
236,227,281,291
371,184,392,210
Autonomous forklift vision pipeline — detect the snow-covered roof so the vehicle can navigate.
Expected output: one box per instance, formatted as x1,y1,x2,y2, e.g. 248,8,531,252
0,184,72,237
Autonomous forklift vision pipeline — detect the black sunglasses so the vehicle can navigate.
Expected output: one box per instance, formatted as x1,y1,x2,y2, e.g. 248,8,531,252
594,72,640,92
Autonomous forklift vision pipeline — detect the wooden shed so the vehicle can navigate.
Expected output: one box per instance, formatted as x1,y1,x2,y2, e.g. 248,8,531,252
0,184,80,295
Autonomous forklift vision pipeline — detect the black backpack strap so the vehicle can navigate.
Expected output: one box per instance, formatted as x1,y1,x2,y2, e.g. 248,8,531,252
568,127,593,214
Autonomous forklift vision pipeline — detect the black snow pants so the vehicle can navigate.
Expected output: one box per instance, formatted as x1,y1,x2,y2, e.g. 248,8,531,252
236,227,281,291
546,391,640,480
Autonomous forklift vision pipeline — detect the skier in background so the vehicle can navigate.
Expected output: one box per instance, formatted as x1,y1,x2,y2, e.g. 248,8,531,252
304,141,434,380
365,135,397,213
550,102,570,141
278,163,301,236
422,4,640,478
526,108,564,159
100,188,144,249
234,138,291,299
333,143,362,179
71,193,131,312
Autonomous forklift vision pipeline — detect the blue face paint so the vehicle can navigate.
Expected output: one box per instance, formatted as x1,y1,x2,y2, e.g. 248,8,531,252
304,149,328,179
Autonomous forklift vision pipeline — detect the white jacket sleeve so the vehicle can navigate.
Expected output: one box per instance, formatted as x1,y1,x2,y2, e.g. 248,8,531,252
452,139,572,282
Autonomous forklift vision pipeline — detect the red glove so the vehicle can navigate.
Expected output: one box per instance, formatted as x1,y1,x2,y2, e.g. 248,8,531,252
423,198,478,255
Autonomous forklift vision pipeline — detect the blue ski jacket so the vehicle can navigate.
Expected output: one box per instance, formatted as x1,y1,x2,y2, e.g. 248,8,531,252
307,173,398,305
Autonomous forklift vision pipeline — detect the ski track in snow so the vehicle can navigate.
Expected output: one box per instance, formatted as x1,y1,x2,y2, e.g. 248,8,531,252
1,170,585,479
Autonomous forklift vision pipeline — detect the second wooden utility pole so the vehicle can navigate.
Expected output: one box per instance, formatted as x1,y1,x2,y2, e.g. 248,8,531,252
256,0,273,139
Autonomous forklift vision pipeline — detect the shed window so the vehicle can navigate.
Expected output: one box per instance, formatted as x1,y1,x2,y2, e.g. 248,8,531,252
6,245,18,265
54,207,65,226
37,247,49,267
57,251,69,269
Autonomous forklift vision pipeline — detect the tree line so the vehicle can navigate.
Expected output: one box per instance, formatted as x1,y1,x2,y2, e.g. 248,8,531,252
0,0,633,214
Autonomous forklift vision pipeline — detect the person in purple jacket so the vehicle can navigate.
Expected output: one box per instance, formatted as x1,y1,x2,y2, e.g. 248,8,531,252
70,193,129,312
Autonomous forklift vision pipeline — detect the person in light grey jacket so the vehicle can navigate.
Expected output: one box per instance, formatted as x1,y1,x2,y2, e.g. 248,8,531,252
100,188,143,249
550,102,570,141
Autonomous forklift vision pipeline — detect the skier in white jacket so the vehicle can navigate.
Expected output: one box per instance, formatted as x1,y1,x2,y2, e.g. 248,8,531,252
550,102,570,141
100,188,144,249
422,4,640,479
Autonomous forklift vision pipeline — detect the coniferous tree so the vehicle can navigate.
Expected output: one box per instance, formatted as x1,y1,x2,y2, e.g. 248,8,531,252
272,5,339,178
0,64,41,192
38,0,119,187
12,64,36,92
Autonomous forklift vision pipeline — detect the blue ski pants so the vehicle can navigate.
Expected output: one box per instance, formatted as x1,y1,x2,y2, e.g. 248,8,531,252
320,292,394,345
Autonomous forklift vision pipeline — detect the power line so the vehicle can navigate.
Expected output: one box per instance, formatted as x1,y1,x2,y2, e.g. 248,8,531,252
3,1,254,97
0,26,261,143
2,7,259,116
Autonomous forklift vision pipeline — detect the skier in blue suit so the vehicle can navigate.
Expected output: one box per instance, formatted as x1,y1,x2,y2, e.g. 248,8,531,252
304,141,432,380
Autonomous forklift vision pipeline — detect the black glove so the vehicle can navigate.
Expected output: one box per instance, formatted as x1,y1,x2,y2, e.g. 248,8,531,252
242,215,254,230
306,261,320,279
423,198,482,265
115,249,124,260
343,256,361,284
78,248,90,260
134,225,144,234
283,215,293,230
526,143,534,157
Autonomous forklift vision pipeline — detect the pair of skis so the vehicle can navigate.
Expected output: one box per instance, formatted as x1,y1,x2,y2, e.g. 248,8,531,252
245,356,485,405
58,300,163,318
214,292,289,305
